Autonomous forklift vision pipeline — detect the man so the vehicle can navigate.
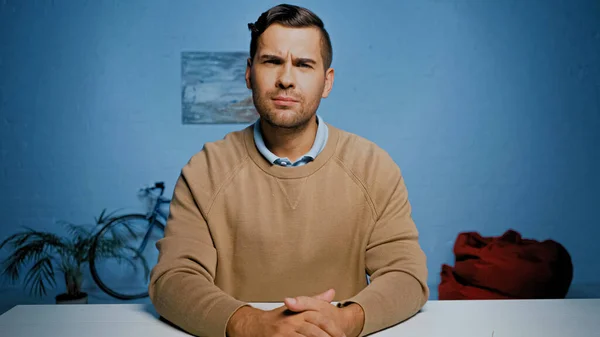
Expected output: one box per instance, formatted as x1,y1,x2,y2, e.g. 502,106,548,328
149,4,429,337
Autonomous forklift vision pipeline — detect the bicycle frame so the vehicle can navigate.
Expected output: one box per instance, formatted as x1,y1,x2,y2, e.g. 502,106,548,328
135,196,169,255
148,196,169,224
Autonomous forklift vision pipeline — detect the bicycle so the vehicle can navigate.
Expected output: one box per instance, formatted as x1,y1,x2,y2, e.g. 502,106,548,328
89,182,170,300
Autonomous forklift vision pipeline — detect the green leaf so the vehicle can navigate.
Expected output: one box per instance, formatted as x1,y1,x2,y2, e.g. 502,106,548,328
23,257,54,297
0,232,28,250
64,224,91,243
2,240,46,282
95,209,122,225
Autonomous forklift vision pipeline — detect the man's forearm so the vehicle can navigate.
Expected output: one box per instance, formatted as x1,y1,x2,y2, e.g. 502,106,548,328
150,272,248,337
338,272,428,336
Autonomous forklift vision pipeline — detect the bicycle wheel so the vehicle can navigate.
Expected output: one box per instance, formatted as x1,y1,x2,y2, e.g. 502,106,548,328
89,214,165,300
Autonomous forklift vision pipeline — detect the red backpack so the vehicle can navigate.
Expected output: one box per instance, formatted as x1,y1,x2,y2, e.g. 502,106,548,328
439,229,573,300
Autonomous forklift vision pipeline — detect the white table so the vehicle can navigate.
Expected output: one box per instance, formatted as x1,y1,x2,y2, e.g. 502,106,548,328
0,299,598,337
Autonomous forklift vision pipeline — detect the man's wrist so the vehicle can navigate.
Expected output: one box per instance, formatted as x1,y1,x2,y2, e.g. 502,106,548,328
226,305,258,337
340,303,365,337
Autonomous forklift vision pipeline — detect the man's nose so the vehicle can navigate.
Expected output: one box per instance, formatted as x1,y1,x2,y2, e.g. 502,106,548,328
276,63,295,89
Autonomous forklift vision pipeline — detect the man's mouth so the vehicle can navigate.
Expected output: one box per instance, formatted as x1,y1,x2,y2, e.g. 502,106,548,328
272,96,299,106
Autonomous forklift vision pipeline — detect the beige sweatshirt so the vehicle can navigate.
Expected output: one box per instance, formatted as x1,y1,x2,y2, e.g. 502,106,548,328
148,123,429,337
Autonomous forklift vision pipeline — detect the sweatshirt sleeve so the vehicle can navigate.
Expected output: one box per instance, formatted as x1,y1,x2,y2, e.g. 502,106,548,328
338,164,429,336
148,169,249,337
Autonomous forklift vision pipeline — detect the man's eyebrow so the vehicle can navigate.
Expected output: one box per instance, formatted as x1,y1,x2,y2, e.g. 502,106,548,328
258,54,317,64
258,54,282,61
295,58,317,65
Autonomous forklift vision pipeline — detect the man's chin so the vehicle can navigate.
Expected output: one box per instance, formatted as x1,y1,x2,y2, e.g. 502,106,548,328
262,114,313,130
262,111,310,129
264,119,301,129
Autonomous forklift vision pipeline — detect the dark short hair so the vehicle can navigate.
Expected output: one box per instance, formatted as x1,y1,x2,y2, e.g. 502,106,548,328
248,4,333,70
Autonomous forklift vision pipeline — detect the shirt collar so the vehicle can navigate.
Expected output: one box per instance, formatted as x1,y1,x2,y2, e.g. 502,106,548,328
253,115,329,165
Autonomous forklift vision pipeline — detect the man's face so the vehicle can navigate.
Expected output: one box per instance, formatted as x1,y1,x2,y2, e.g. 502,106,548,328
246,23,334,129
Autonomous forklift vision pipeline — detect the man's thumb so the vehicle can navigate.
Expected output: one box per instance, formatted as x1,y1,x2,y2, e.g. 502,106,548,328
312,288,335,302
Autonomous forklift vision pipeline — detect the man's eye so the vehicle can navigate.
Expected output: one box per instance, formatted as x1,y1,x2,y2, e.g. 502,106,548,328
298,63,312,68
265,60,280,64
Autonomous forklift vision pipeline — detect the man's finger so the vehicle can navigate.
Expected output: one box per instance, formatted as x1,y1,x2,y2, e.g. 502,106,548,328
285,288,334,308
285,294,330,312
297,321,332,337
312,288,335,302
303,311,346,337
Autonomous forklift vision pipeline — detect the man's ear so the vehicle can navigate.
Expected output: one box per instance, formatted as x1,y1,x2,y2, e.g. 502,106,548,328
245,57,252,89
321,67,335,98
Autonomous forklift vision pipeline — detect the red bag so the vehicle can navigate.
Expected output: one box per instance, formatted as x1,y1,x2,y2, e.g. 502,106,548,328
439,229,573,300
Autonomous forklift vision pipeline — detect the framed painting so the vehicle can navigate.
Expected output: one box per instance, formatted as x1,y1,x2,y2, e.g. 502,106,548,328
181,51,259,124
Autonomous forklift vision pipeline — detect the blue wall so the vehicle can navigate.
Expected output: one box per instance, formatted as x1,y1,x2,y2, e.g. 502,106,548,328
1,0,599,313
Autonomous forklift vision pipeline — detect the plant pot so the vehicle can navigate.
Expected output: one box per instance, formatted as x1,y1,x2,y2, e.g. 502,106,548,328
55,292,88,305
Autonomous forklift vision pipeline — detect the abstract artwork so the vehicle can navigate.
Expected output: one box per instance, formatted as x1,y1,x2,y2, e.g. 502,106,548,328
181,51,259,124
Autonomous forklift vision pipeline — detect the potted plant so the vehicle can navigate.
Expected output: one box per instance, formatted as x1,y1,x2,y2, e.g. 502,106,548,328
0,209,144,304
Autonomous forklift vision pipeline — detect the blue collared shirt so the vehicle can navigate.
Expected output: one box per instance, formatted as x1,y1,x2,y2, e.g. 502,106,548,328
254,115,329,167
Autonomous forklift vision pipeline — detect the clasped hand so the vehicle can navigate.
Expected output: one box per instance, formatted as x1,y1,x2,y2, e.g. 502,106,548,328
227,288,363,337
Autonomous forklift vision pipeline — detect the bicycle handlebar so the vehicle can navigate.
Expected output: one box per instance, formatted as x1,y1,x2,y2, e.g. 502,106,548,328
140,181,165,197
